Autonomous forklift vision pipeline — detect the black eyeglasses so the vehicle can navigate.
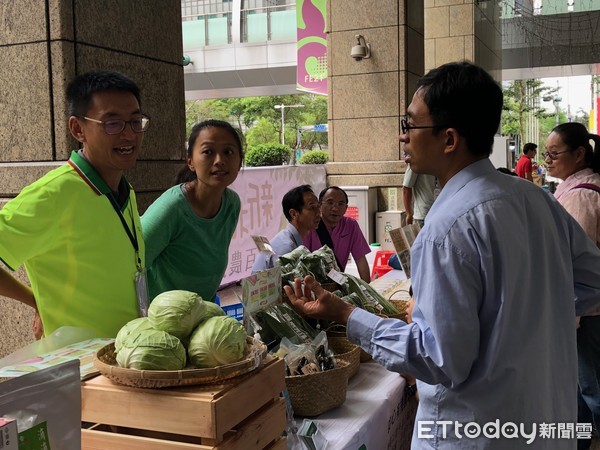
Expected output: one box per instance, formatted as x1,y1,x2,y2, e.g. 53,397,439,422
401,115,445,134
544,150,573,160
80,115,151,135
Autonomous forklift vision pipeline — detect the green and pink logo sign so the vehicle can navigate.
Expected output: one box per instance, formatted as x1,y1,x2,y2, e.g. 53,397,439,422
296,0,327,95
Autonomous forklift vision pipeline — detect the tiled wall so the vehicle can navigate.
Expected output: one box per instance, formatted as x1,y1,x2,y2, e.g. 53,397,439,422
326,0,423,192
425,0,502,78
0,0,186,357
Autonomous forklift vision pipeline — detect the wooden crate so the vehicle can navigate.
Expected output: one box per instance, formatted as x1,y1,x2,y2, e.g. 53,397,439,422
81,357,286,449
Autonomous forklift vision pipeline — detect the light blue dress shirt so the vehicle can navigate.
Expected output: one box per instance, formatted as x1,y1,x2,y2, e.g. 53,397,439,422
251,222,303,273
348,159,600,449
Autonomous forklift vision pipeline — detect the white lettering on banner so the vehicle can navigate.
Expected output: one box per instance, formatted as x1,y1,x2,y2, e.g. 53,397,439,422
417,420,591,444
221,165,327,286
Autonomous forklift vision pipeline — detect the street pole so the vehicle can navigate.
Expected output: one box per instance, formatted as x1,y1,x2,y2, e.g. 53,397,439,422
274,104,304,146
278,105,285,145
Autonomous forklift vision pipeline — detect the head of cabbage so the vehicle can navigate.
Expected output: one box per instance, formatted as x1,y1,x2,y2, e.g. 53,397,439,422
115,317,154,352
116,329,186,370
202,300,226,320
188,316,247,368
148,290,206,340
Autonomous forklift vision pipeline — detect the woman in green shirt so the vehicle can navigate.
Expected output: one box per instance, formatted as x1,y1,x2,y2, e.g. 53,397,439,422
142,120,244,302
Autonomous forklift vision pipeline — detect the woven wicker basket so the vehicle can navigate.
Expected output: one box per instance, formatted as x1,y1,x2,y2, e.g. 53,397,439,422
327,336,360,378
326,325,373,362
94,337,267,389
389,299,409,322
285,358,350,417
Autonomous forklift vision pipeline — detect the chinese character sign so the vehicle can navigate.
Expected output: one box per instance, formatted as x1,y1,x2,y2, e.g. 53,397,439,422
222,165,327,286
296,0,327,95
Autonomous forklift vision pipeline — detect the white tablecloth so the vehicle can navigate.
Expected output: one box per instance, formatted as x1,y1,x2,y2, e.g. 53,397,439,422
290,361,415,450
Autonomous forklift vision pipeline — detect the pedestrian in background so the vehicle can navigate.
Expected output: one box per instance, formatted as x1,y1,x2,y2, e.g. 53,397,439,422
515,142,538,181
402,164,436,227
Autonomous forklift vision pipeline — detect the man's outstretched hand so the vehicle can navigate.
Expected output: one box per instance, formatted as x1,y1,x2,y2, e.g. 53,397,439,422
283,275,355,325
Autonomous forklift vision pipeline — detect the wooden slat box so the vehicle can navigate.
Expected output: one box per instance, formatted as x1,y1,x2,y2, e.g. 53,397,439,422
81,357,286,449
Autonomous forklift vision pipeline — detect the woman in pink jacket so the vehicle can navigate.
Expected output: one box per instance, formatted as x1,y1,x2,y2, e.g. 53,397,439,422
545,122,600,450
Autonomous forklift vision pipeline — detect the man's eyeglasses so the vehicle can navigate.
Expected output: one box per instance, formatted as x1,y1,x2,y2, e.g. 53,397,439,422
401,115,444,134
80,115,151,135
544,149,572,160
322,200,348,208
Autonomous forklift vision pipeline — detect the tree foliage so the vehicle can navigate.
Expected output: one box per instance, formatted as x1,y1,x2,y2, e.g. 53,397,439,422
184,94,328,150
502,79,556,145
245,118,278,147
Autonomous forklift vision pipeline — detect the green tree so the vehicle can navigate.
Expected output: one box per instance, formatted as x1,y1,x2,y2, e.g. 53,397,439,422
184,93,329,150
184,100,230,137
246,118,278,147
502,80,556,145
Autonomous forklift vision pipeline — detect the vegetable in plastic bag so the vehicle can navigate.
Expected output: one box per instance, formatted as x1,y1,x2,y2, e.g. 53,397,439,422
278,245,310,266
344,273,399,315
116,329,186,370
253,303,319,350
148,290,206,340
187,316,247,368
114,317,154,352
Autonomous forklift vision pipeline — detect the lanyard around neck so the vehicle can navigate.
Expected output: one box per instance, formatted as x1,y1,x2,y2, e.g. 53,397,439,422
106,193,142,270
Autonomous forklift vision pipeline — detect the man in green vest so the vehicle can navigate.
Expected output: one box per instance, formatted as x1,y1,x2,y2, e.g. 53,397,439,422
0,71,150,339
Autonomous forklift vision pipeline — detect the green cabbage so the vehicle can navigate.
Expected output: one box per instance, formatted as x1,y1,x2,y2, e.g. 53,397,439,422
114,317,154,352
200,300,226,322
116,329,186,370
148,290,206,340
187,316,247,368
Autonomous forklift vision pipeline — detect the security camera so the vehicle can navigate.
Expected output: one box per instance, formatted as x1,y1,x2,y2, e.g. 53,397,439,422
350,35,371,61
351,45,368,61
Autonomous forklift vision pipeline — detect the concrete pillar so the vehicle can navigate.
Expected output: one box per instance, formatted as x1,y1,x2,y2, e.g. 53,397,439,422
424,0,502,79
325,0,424,206
0,1,186,357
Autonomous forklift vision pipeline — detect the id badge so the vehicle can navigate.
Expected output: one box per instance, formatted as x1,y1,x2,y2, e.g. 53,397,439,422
135,268,150,317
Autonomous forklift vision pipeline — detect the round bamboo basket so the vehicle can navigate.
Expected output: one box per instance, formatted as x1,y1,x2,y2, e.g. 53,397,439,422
94,337,267,389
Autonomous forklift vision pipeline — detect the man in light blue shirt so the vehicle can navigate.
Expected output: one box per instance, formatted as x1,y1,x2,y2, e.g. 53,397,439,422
285,62,600,449
251,185,321,272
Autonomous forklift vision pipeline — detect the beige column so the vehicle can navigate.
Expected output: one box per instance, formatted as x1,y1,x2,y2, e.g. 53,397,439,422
425,0,502,78
0,1,186,356
325,0,424,206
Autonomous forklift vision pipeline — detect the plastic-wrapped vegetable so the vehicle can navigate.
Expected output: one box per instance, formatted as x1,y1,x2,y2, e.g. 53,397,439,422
253,303,319,350
278,245,310,266
281,261,311,288
344,274,399,315
310,245,340,273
